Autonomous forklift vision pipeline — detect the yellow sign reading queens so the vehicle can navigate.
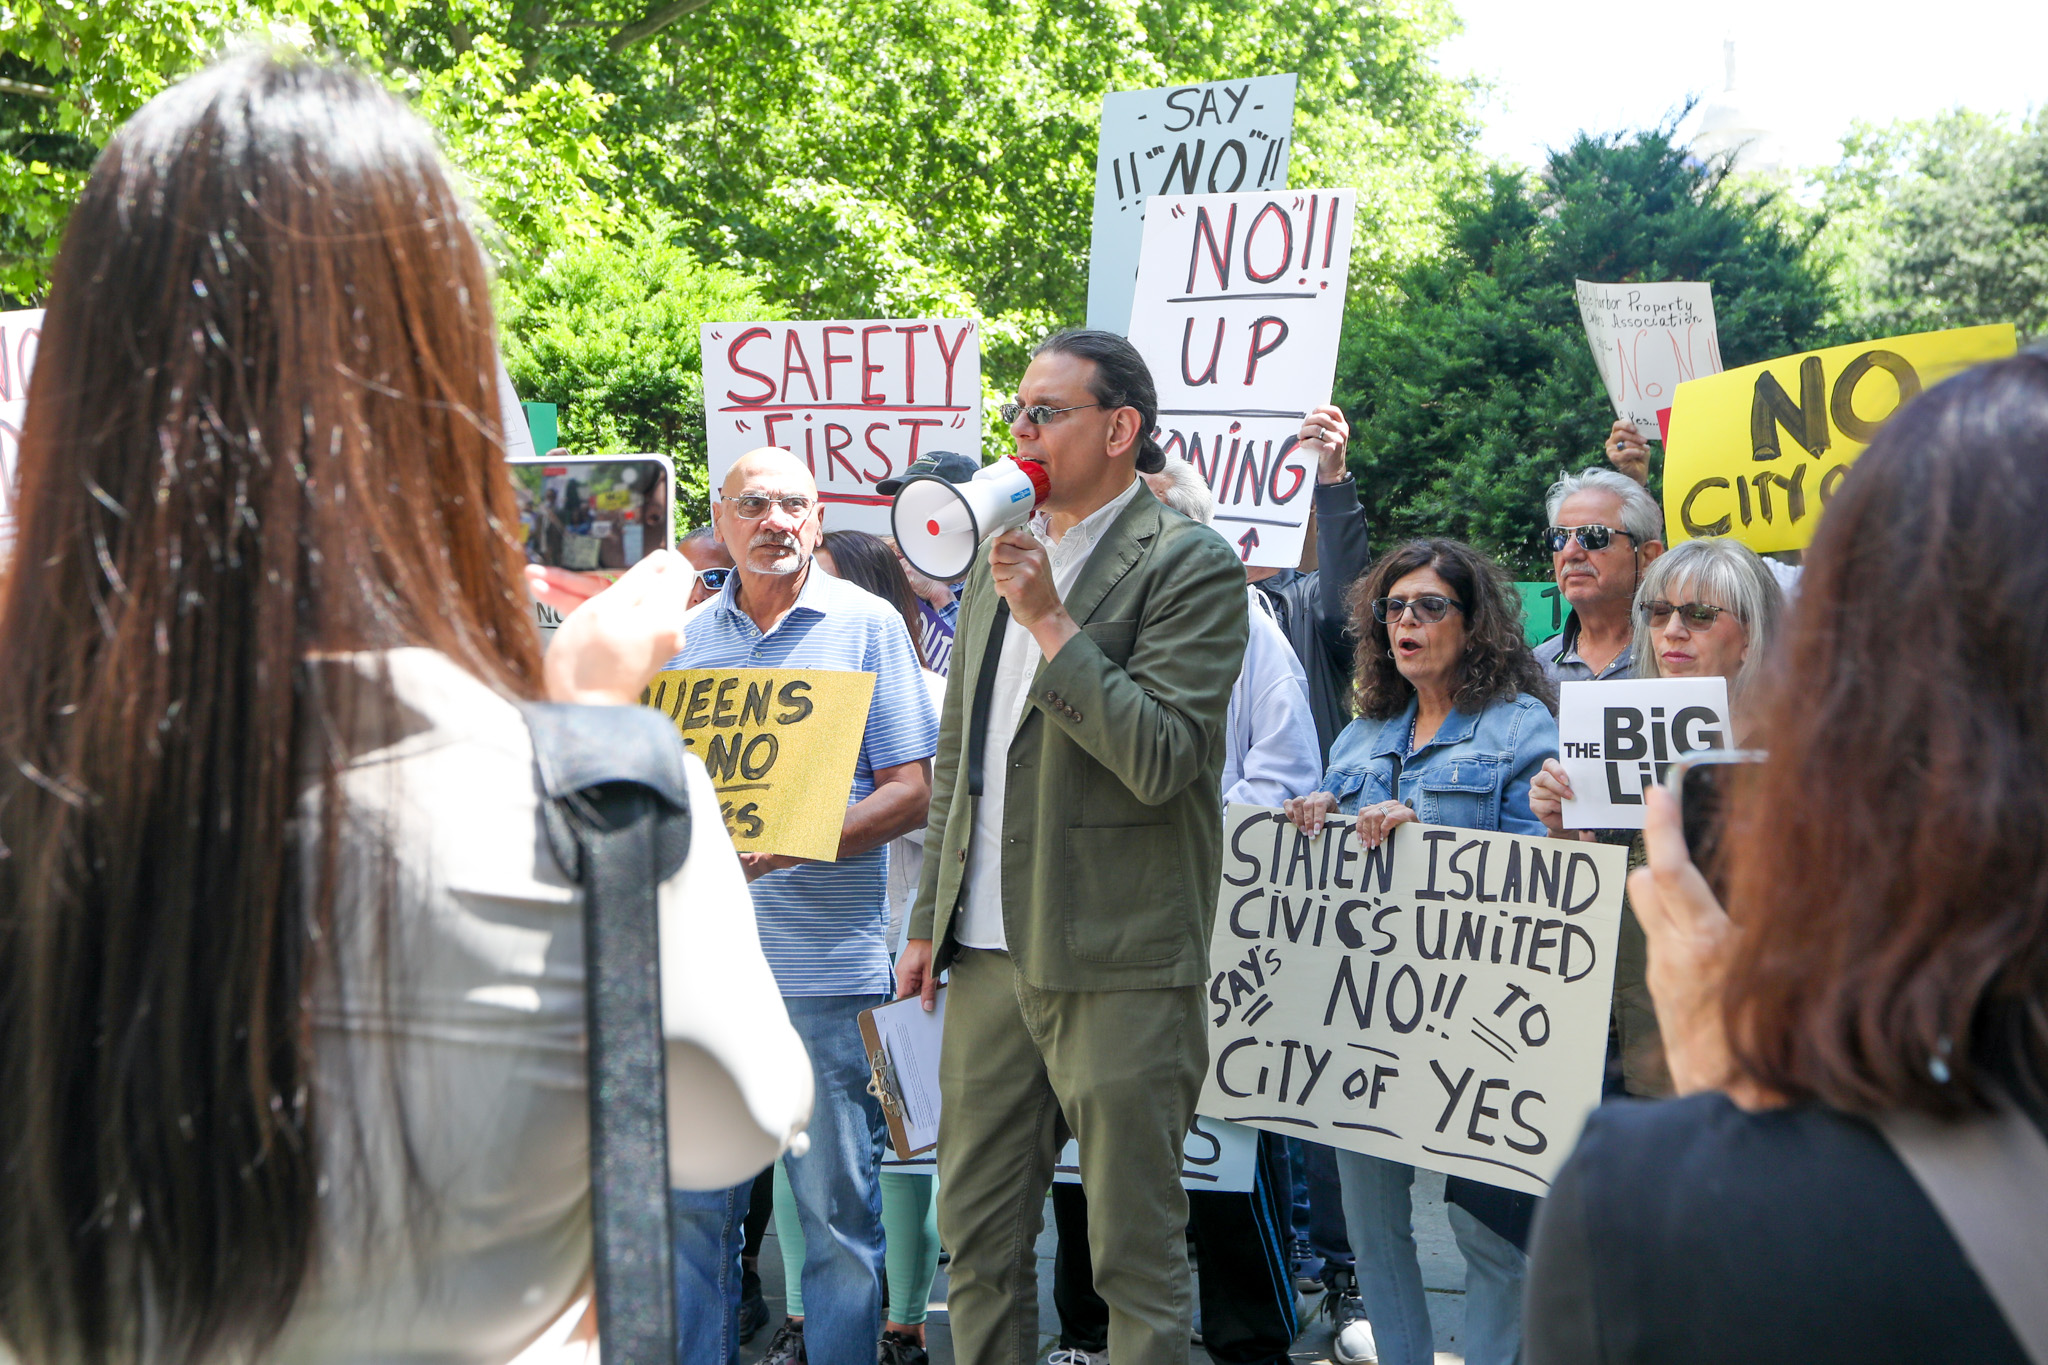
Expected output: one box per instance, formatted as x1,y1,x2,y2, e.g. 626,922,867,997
644,668,876,862
1663,324,2016,553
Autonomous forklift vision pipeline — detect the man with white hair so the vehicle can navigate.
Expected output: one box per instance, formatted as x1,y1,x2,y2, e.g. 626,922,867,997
1534,468,1666,683
668,447,938,1365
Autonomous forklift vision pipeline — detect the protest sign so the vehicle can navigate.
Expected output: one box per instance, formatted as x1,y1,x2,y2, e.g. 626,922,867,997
1663,324,2017,553
0,308,44,542
1515,581,1565,646
1573,281,1721,436
1126,189,1355,568
1085,75,1297,334
700,320,981,537
1198,807,1626,1196
1055,1114,1258,1193
1557,678,1730,829
643,667,875,861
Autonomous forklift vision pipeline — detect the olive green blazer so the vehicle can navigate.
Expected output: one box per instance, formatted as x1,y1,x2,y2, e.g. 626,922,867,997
907,489,1248,991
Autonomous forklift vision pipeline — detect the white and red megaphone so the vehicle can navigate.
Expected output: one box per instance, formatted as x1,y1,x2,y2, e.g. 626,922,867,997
890,456,1051,582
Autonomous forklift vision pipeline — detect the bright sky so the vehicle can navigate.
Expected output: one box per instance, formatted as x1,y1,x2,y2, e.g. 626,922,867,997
1437,0,2048,171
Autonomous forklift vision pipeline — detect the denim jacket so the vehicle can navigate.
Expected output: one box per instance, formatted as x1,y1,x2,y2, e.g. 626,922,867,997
1317,692,1557,836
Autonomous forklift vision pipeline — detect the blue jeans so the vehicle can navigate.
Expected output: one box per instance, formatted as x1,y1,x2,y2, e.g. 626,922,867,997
671,1180,749,1365
1333,1150,1526,1365
672,992,888,1365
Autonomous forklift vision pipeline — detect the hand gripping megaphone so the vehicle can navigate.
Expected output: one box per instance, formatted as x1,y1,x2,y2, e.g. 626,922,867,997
890,456,1051,582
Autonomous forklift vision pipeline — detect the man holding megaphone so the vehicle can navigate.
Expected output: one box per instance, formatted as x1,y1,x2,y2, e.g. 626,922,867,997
897,330,1248,1365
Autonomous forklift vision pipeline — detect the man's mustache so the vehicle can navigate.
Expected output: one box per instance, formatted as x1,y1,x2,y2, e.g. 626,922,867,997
751,531,802,552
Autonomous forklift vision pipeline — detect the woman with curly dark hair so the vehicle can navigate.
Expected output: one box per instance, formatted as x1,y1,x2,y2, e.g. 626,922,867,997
1284,538,1558,1365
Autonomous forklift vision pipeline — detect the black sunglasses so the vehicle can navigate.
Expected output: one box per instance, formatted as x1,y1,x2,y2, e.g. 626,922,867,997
1545,524,1641,554
1639,599,1732,629
1371,595,1464,625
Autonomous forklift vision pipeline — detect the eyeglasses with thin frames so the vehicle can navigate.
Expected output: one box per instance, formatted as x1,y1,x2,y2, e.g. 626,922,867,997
1371,595,1464,625
998,401,1104,426
721,494,815,521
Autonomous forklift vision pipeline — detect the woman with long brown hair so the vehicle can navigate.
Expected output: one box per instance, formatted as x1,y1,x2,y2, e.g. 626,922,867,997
1525,354,2048,1362
0,52,805,1365
1284,538,1558,1365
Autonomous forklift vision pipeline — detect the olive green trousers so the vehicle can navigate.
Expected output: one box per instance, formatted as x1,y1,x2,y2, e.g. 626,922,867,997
935,948,1207,1365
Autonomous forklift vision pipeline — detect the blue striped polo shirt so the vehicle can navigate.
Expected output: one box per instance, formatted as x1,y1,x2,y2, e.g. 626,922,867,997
667,563,938,997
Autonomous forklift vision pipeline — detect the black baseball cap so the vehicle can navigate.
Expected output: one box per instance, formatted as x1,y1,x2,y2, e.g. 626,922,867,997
877,450,980,496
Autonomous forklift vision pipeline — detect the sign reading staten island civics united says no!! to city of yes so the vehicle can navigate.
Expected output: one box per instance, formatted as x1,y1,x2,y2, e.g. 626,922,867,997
1198,807,1627,1197
701,319,982,539
1124,188,1356,570
1662,323,2016,554
643,668,875,863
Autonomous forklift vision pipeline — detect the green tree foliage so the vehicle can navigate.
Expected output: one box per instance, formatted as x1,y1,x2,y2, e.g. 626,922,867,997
498,214,786,526
376,0,1479,377
1335,128,1836,576
1815,110,2048,342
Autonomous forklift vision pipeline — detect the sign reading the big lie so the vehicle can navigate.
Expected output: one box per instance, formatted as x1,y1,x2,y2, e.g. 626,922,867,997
1198,807,1626,1197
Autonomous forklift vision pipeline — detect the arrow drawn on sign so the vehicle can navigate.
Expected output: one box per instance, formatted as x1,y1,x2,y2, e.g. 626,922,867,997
1237,527,1260,560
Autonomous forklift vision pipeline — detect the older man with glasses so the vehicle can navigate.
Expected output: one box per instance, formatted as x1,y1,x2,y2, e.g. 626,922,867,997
1532,468,1666,683
666,447,938,1365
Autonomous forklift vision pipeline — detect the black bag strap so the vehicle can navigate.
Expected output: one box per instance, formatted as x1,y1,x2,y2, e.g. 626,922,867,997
523,702,695,1365
965,600,1012,799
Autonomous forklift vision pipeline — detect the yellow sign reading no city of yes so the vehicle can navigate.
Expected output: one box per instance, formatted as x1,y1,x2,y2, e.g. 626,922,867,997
1662,324,2016,553
643,668,876,862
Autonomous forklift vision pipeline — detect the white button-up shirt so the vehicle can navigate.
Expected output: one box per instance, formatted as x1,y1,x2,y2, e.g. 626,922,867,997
955,478,1145,950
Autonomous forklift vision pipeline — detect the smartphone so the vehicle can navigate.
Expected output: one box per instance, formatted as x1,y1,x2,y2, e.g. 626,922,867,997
1668,749,1766,889
508,455,674,575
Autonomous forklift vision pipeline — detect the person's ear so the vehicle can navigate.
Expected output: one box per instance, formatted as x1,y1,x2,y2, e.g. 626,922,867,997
1106,405,1141,460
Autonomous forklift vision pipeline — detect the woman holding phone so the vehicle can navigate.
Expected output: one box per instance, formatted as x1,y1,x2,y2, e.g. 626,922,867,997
1525,355,2048,1364
1283,539,1556,1365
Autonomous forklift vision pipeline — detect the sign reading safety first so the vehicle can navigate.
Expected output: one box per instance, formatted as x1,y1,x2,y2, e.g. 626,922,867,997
1663,324,2015,553
1199,807,1626,1196
644,668,875,862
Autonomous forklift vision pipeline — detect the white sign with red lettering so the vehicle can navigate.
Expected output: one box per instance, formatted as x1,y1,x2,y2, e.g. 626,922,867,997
701,320,982,536
1125,191,1355,569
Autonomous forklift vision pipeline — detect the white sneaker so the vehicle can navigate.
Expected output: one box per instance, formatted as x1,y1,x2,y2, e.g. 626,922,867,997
1333,1316,1379,1365
1323,1269,1378,1365
1047,1350,1109,1365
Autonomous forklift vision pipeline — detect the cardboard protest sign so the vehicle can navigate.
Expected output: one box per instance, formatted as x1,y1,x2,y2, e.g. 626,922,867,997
1663,324,2017,553
0,309,44,542
1558,678,1730,829
1515,581,1565,646
1573,281,1721,436
701,320,981,537
643,667,875,861
1056,1114,1258,1193
1199,807,1626,1196
1126,190,1355,569
1085,75,1297,334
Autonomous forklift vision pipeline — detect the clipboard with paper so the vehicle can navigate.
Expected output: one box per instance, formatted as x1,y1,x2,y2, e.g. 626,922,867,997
857,988,947,1159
